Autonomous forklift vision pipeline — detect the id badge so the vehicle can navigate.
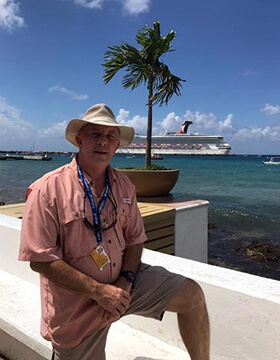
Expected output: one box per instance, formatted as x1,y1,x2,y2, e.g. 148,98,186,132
91,245,110,271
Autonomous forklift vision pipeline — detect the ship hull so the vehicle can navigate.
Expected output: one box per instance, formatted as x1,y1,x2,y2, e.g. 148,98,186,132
118,134,231,156
118,148,230,156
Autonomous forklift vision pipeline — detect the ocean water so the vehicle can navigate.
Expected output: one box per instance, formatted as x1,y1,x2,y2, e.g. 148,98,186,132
1,154,279,279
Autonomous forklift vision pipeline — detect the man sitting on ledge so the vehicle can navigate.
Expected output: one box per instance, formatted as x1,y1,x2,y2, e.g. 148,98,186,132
18,103,210,360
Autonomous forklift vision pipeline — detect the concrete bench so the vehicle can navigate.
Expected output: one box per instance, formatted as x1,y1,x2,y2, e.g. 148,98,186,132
0,269,188,360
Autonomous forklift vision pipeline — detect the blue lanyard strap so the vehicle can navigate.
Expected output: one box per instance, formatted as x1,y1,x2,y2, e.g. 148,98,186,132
77,164,110,243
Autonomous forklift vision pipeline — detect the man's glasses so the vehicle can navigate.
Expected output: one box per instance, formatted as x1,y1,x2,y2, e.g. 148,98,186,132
82,193,117,232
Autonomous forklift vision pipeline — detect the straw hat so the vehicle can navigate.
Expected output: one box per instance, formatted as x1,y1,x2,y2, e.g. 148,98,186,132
65,103,135,147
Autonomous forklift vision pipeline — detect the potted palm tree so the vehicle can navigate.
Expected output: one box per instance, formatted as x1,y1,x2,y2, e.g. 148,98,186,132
103,20,185,197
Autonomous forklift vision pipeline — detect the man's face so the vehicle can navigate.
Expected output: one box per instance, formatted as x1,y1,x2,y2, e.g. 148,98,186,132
76,123,120,166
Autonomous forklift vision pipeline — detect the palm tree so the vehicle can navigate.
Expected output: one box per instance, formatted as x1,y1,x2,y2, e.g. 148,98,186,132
103,20,185,168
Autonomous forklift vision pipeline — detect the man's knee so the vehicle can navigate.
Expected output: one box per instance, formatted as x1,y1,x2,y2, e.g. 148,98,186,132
166,278,206,314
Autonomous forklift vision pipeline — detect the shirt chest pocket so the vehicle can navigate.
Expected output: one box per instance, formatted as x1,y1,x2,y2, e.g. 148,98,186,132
118,202,131,228
60,209,95,260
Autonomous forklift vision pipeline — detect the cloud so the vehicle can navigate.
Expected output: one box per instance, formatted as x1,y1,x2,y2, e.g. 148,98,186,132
0,95,70,150
233,126,280,141
123,0,151,14
0,0,25,32
67,0,151,14
260,103,280,116
37,120,68,138
74,0,103,9
48,85,89,100
116,108,147,134
217,114,234,132
0,96,33,139
153,110,232,135
149,108,280,141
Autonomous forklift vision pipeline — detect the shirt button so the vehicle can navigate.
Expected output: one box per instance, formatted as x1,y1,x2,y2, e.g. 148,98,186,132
113,263,116,267
108,239,111,244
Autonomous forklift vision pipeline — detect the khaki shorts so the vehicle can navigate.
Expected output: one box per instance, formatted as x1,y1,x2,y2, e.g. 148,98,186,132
52,263,185,360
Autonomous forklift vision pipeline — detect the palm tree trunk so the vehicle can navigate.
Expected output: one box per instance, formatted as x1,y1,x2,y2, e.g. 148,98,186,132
145,81,153,168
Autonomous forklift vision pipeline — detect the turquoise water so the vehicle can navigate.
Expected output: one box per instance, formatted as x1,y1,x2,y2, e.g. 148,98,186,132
1,153,279,240
1,153,279,278
113,155,280,240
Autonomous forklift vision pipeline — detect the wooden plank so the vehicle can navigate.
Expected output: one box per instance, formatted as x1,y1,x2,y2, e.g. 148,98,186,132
144,217,174,232
144,236,174,250
0,202,175,220
145,226,174,241
156,245,174,255
138,202,175,219
141,210,175,225
0,203,24,218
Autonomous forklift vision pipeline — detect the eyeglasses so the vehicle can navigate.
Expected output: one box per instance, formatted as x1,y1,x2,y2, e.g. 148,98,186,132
82,193,118,232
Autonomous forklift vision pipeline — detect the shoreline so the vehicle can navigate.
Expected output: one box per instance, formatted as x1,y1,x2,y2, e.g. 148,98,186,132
208,227,280,281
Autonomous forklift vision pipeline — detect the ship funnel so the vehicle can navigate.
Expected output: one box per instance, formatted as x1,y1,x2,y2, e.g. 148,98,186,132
177,121,193,134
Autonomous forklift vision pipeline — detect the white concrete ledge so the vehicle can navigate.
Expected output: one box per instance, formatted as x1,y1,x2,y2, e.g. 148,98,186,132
0,269,188,360
1,212,280,359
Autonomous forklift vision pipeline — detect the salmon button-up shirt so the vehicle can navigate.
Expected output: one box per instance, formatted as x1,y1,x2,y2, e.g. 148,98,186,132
19,157,147,349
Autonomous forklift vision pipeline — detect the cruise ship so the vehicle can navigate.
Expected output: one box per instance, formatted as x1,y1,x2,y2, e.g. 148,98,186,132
118,121,231,156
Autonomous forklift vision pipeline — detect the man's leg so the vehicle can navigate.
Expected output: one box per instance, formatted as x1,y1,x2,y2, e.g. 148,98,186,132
52,325,111,360
166,279,210,360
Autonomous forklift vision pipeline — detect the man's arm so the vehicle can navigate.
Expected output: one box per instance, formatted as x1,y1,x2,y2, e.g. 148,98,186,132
121,242,143,273
114,242,144,292
30,260,130,321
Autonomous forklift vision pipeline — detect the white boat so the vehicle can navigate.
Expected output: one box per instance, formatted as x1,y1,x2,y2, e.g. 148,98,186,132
262,157,280,165
3,153,52,161
151,154,164,160
22,154,52,161
118,121,231,156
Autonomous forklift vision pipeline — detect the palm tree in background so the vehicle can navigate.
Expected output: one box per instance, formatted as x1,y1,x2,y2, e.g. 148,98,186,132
103,20,185,168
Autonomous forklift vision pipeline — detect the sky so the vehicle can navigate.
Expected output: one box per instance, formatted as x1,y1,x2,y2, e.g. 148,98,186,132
0,0,280,154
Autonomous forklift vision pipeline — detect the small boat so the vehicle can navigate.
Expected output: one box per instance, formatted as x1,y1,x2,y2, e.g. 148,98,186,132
151,154,164,160
23,154,52,161
3,153,52,161
262,157,280,165
5,154,23,160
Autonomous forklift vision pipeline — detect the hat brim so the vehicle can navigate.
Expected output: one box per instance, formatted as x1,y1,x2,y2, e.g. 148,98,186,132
65,118,135,148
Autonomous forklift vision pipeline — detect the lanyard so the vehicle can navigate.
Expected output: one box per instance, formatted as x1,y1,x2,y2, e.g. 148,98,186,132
77,164,110,243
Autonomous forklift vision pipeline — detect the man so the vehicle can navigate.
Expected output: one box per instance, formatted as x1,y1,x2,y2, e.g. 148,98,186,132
19,103,210,360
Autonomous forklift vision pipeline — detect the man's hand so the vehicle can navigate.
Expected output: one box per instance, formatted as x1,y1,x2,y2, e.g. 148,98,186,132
95,283,131,321
113,277,132,293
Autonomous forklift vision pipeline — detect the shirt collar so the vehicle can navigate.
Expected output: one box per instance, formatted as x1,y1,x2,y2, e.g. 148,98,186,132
69,154,118,187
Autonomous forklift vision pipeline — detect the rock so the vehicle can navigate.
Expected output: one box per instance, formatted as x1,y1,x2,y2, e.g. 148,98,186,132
237,242,280,262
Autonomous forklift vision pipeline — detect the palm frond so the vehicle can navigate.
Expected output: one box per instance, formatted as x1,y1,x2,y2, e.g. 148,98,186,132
152,64,185,106
103,44,144,84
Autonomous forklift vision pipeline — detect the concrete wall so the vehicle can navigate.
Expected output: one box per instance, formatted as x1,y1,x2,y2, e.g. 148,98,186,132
174,200,208,263
1,214,280,360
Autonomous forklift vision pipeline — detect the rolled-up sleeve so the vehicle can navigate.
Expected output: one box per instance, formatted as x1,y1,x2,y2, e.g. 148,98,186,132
19,188,62,262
